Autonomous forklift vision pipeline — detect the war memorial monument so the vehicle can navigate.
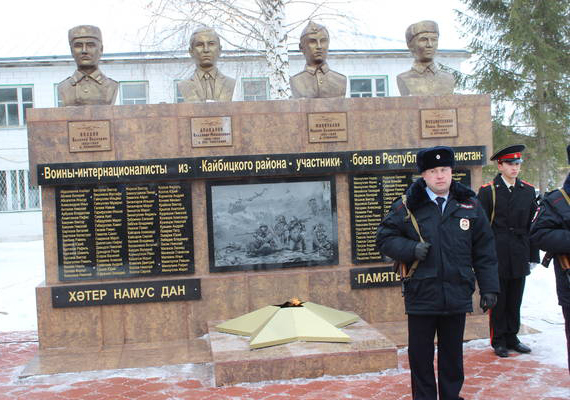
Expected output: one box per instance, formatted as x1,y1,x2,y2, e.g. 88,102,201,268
24,21,492,385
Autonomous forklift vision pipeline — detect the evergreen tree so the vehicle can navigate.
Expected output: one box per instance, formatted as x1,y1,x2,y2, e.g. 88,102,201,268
457,0,570,192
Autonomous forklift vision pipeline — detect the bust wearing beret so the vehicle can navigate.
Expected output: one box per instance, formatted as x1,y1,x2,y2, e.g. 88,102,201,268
290,21,346,99
397,20,455,96
57,25,118,106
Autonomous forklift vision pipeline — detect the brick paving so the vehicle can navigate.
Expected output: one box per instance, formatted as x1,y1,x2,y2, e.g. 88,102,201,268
1,330,569,400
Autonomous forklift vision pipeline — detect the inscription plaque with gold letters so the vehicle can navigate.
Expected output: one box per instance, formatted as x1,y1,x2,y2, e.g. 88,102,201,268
55,181,194,281
68,120,112,152
420,109,458,139
191,116,232,147
349,170,471,264
308,112,348,143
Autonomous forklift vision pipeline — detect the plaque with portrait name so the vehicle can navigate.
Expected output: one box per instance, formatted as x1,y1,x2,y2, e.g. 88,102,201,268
68,120,112,152
191,116,232,147
56,181,193,281
420,109,458,139
308,112,348,143
349,170,471,264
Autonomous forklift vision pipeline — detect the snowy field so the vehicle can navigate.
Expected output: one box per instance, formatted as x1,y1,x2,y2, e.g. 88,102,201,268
0,240,567,370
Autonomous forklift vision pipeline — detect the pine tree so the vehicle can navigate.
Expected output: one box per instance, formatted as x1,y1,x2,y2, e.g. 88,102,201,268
457,0,570,192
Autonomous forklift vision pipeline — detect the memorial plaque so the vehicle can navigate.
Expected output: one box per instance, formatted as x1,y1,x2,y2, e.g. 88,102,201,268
68,120,112,152
349,170,471,264
56,181,193,281
308,112,348,143
191,116,232,147
420,109,458,139
52,278,201,308
350,266,401,289
37,146,486,186
349,173,413,264
206,176,338,272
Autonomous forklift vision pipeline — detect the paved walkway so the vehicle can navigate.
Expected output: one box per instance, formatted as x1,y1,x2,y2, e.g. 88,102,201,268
1,330,569,400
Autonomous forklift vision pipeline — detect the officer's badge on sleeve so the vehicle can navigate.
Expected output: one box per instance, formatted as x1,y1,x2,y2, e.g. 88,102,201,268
460,218,470,231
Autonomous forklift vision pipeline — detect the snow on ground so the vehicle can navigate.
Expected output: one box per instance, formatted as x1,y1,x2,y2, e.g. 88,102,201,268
0,240,567,372
0,240,45,332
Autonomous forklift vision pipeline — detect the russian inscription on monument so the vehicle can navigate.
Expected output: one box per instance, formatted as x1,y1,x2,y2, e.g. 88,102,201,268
420,109,458,138
56,182,193,281
308,112,347,143
191,116,232,147
68,120,111,152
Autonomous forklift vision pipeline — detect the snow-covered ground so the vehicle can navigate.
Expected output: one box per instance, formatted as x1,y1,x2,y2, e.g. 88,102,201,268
0,240,567,370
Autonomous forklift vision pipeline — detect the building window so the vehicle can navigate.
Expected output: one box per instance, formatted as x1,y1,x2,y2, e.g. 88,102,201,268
53,83,64,107
242,78,269,101
174,81,184,103
120,82,148,105
0,170,41,212
349,76,388,98
0,86,33,127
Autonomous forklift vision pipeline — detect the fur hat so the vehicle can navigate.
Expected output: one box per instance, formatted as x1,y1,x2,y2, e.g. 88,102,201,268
417,146,455,173
405,20,438,47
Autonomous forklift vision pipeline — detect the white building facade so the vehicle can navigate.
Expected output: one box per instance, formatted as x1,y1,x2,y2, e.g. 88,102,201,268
0,49,469,241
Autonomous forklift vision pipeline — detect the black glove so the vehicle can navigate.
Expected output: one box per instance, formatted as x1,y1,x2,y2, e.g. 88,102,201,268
414,242,431,261
480,293,497,313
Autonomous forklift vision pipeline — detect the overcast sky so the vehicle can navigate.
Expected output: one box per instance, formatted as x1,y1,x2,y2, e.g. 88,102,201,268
1,0,469,57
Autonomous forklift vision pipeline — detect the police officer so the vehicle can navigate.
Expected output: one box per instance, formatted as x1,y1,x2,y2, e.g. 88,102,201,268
477,145,540,357
377,146,499,400
58,25,118,106
530,144,570,374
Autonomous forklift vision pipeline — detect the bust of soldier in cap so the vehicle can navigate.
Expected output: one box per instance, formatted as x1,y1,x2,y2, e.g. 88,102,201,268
290,21,347,99
397,20,455,96
57,25,118,106
178,27,235,103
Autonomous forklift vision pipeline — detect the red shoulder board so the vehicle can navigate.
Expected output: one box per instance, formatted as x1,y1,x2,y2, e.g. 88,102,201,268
520,179,535,187
481,181,493,188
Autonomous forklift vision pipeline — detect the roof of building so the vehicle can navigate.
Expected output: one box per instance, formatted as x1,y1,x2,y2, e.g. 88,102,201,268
0,48,470,68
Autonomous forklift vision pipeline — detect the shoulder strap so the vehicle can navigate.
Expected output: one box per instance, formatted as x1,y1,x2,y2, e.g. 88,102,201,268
401,195,424,278
490,182,496,224
401,195,425,243
560,187,570,205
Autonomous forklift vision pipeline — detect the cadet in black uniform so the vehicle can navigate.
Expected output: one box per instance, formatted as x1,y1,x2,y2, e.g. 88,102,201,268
530,144,570,374
377,146,499,400
477,145,540,357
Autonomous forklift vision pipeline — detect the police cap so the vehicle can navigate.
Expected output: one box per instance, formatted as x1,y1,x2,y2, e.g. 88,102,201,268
417,146,455,173
490,144,525,163
405,20,438,47
68,25,102,44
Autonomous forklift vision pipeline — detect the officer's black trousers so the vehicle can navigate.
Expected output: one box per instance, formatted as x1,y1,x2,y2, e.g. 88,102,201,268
490,276,525,348
563,305,570,375
408,313,465,400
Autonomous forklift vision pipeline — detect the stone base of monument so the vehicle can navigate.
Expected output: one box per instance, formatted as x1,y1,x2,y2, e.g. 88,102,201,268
208,319,398,387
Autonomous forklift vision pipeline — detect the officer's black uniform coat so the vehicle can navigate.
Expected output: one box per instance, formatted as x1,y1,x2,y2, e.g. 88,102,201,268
477,174,540,278
530,174,570,307
376,178,499,315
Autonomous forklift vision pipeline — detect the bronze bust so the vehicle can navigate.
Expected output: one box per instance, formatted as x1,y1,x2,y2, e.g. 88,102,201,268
397,20,455,96
290,22,346,99
178,27,235,102
58,25,118,106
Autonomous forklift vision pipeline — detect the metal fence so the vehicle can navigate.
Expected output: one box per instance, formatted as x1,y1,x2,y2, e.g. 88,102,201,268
0,169,41,212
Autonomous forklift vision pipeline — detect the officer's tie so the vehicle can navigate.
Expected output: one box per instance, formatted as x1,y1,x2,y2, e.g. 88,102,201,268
204,73,214,99
436,197,445,214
